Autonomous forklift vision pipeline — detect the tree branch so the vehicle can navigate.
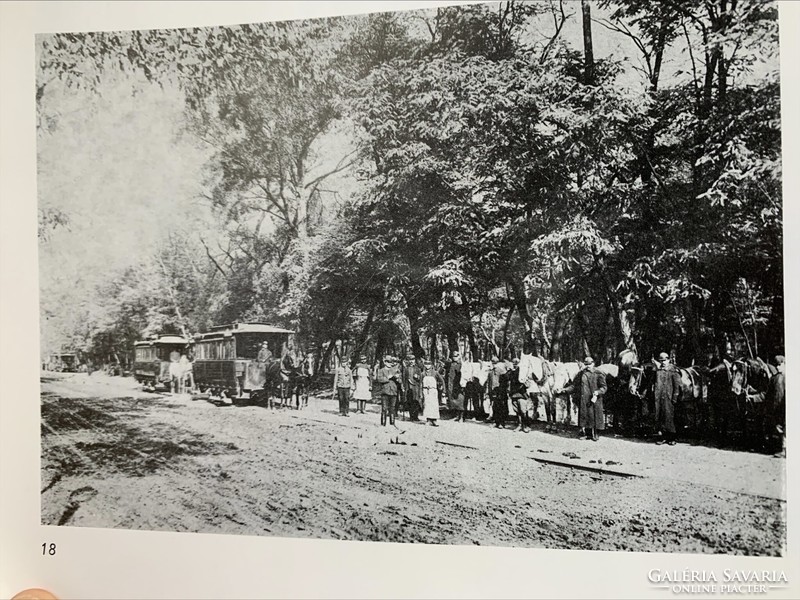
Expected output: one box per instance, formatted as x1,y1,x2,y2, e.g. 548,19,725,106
303,149,360,191
540,0,570,64
199,236,228,278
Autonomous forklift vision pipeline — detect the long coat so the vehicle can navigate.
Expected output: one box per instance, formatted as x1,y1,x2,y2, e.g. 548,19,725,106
401,360,423,411
766,371,786,430
654,366,682,434
446,360,465,410
565,368,607,430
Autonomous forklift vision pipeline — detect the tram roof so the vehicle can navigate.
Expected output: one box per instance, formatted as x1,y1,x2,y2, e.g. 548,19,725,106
134,335,189,346
204,322,295,335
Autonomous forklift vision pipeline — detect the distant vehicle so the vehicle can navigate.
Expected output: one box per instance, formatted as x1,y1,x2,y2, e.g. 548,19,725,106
193,322,293,403
133,335,189,389
47,352,78,373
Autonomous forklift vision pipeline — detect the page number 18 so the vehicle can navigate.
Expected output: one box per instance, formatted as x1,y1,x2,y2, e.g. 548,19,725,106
42,543,56,556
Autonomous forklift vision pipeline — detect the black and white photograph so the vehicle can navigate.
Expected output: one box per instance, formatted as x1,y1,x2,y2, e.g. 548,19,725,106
34,0,786,561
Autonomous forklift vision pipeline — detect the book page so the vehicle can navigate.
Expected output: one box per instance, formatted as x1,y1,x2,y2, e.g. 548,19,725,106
1,1,798,598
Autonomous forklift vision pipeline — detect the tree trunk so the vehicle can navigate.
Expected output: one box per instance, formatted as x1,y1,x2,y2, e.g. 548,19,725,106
404,296,425,358
537,312,551,357
318,336,337,375
550,313,565,362
445,330,458,359
351,303,377,367
684,296,703,364
156,255,188,338
695,41,720,193
595,255,638,353
581,0,595,86
459,297,479,360
651,21,668,92
428,332,438,363
508,278,536,347
578,308,594,360
501,303,515,359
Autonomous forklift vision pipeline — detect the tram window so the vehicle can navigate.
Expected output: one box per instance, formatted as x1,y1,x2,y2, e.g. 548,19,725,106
236,334,286,359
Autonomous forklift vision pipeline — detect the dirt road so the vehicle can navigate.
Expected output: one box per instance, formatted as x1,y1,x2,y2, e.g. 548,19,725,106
40,373,785,555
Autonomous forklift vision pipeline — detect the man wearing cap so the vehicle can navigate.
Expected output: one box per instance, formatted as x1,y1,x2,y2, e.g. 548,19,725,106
445,350,466,422
375,355,403,427
653,352,682,445
559,357,607,441
257,342,273,363
332,356,353,417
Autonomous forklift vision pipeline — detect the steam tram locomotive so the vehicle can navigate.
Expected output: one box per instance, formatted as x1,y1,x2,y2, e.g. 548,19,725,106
192,322,294,403
133,335,189,389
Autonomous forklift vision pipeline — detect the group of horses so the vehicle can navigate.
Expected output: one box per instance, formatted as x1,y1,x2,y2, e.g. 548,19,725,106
515,349,781,450
238,354,312,409
167,344,781,451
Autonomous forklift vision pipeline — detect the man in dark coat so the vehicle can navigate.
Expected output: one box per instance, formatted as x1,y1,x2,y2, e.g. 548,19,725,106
653,352,682,445
766,355,786,456
445,350,466,422
401,355,423,422
489,355,509,428
508,358,530,432
560,357,607,441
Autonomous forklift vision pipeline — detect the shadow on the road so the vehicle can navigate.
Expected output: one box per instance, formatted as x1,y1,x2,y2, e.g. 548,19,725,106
42,393,240,478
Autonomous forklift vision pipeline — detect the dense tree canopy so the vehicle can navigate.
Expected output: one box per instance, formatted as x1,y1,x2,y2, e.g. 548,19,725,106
38,0,783,371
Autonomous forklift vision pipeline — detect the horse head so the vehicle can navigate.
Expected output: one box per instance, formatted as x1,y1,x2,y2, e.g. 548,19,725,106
628,366,644,398
731,359,749,396
628,362,656,398
743,358,773,393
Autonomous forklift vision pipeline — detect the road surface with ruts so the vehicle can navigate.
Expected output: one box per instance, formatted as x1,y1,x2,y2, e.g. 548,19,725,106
40,372,785,555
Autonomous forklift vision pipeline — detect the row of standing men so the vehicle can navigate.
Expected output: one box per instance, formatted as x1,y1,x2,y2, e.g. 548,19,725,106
331,351,607,434
332,350,786,452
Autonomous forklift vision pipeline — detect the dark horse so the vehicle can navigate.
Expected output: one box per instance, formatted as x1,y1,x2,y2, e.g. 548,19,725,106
280,353,312,409
711,358,775,450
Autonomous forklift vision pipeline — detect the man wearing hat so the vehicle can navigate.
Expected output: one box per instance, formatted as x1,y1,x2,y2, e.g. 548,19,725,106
257,341,273,364
445,350,466,422
508,357,530,432
401,354,423,422
332,355,354,417
559,356,607,441
653,352,682,445
375,355,403,427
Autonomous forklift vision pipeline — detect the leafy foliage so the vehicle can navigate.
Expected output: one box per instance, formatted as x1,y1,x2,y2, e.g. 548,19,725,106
37,1,784,370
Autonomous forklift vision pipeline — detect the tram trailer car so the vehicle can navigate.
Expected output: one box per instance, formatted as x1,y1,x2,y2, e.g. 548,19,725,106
133,335,189,389
193,322,293,401
47,353,78,373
